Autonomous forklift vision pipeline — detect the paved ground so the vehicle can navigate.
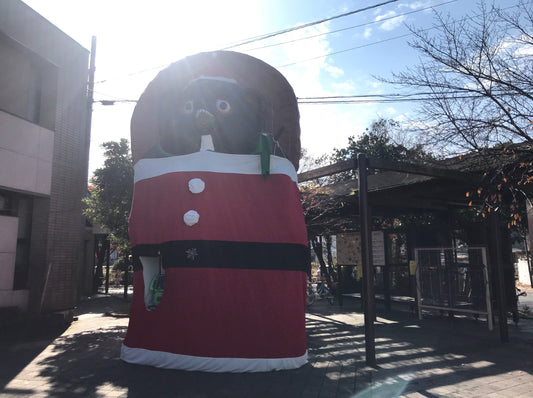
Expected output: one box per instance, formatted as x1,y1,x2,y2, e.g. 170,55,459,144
1,291,533,398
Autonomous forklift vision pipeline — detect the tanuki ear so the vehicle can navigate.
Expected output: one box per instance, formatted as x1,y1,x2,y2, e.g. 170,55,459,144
242,88,273,134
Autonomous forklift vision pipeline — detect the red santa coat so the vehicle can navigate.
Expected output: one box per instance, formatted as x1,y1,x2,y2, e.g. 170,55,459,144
121,151,309,372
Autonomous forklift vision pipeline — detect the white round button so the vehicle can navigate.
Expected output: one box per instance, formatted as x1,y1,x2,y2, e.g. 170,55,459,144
188,178,205,194
183,210,200,226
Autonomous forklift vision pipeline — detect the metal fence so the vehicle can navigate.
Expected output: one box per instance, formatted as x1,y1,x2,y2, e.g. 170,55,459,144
415,247,493,330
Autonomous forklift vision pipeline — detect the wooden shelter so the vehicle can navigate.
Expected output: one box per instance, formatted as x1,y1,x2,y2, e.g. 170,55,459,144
298,151,532,366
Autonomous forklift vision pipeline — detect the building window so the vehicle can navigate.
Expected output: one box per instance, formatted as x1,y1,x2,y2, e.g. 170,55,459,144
0,33,57,130
0,191,33,290
13,197,33,290
14,239,31,290
0,191,16,216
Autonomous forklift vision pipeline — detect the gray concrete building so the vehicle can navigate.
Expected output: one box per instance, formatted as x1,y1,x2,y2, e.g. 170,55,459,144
0,0,91,315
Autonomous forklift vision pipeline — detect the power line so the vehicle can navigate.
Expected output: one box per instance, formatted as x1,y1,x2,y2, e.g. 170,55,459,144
92,29,413,88
221,0,398,50
277,33,412,68
239,0,456,54
298,90,532,105
92,3,524,102
276,3,520,69
298,97,466,104
94,1,398,85
93,1,518,85
93,89,527,107
297,91,466,100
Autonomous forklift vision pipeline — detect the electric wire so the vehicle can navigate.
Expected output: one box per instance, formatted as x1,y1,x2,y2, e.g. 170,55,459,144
95,0,504,84
239,0,456,53
92,89,531,106
95,0,398,84
92,2,524,104
92,0,485,85
220,0,398,50
276,3,520,69
297,90,533,104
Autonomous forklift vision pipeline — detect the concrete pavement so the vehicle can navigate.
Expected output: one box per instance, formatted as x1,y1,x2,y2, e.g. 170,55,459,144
1,293,532,397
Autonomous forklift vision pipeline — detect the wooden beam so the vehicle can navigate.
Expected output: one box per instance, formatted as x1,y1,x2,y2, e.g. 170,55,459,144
298,159,357,182
298,156,478,184
358,153,376,367
367,157,477,181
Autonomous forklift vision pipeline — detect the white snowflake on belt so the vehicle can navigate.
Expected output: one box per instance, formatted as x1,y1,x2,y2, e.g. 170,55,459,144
186,248,199,260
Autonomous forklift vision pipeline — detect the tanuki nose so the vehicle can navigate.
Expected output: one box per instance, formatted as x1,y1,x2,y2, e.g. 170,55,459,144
195,109,216,135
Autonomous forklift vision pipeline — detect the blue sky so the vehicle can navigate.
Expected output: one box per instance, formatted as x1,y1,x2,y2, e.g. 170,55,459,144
21,0,512,175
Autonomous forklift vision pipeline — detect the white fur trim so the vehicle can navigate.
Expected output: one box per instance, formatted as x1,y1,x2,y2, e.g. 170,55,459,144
135,152,297,183
120,344,307,372
186,75,238,87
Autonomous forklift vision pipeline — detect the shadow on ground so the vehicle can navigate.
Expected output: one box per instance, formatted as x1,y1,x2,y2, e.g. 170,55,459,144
0,316,69,391
17,314,363,397
2,296,533,397
334,300,533,397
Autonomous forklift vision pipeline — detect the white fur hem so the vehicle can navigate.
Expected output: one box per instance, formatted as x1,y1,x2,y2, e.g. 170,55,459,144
120,344,307,372
134,152,297,183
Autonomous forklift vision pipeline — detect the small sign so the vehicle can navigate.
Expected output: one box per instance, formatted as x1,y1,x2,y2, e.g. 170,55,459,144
336,233,362,265
372,231,386,266
409,260,416,275
356,264,363,279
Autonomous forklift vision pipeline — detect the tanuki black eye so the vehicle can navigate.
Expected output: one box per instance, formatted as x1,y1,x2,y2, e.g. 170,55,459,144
216,99,231,113
183,100,194,114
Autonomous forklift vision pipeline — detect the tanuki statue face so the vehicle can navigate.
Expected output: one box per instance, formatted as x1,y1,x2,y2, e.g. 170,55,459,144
156,78,269,156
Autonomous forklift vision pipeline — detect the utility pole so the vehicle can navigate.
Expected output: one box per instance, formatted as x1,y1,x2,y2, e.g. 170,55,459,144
85,36,97,295
86,36,96,151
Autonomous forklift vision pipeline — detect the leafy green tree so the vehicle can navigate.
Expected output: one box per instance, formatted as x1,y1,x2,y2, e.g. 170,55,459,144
330,119,431,164
84,139,134,253
301,119,432,236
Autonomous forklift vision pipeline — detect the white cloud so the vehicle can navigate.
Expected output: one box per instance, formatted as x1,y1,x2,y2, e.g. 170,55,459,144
299,105,363,157
331,81,356,92
398,1,432,10
384,107,397,116
364,27,373,38
375,10,397,21
375,11,407,31
324,65,344,79
394,113,409,123
259,24,333,98
503,36,533,57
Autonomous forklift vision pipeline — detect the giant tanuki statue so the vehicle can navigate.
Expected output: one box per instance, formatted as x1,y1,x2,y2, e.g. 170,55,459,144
121,51,309,372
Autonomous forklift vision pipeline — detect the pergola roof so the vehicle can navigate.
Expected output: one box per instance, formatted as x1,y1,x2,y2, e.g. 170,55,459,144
300,165,473,234
298,145,533,235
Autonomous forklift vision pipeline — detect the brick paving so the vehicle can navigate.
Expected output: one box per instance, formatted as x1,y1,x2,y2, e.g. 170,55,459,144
1,294,533,397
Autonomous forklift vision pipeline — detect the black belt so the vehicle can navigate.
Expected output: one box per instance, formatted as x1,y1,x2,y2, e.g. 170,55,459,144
132,240,310,272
